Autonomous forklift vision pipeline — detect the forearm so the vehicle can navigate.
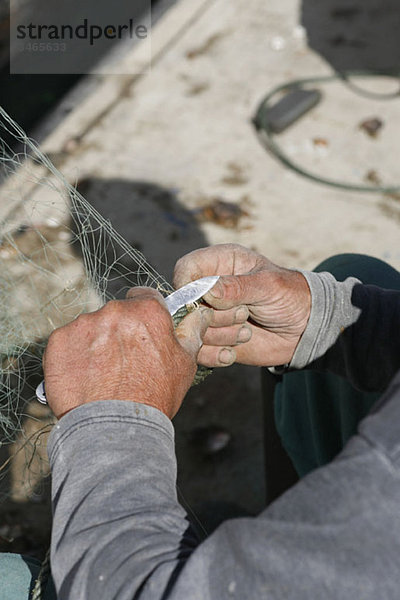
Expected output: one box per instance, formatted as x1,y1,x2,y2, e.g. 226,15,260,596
49,382,400,600
48,401,199,600
291,271,400,391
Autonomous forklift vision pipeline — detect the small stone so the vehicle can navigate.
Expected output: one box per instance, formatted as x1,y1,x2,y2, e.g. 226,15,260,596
190,425,231,455
270,36,286,51
292,25,307,40
359,118,384,138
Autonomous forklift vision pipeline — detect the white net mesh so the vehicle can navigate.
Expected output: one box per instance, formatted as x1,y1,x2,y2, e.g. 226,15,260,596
0,106,173,505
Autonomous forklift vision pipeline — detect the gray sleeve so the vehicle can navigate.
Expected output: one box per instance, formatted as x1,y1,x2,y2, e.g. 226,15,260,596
289,271,400,392
49,387,400,600
48,400,198,600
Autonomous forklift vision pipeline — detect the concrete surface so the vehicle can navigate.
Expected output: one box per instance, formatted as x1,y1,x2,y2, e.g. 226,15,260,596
1,0,400,549
38,0,400,275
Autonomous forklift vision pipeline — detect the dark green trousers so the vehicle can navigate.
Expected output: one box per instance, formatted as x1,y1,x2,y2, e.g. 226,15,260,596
265,254,400,501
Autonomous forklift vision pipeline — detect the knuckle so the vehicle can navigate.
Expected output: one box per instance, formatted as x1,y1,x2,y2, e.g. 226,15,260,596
75,312,91,324
102,299,121,313
99,300,125,323
46,322,68,352
174,257,198,287
221,242,250,257
226,242,245,251
223,275,245,299
47,328,59,347
174,255,187,274
148,296,165,309
175,251,196,271
81,301,122,334
146,296,168,316
137,297,171,329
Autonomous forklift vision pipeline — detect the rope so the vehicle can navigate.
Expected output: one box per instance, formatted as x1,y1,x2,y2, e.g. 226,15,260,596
31,548,51,600
253,70,400,193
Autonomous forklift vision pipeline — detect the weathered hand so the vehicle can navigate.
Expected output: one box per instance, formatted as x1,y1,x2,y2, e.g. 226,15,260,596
173,244,311,368
43,288,211,419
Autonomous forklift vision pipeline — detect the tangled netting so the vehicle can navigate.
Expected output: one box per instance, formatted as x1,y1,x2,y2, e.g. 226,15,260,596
0,106,175,505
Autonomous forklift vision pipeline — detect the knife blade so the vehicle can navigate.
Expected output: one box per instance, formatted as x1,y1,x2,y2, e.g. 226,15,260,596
164,276,220,316
36,275,220,404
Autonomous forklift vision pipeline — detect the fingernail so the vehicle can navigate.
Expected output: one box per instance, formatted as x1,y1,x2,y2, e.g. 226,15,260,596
237,325,251,343
235,306,248,322
218,348,234,365
208,281,223,299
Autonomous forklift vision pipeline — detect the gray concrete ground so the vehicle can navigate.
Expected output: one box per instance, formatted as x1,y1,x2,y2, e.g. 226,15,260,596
1,0,400,554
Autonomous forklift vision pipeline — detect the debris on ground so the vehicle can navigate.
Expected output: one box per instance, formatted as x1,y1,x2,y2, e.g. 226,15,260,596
312,137,329,147
185,81,210,96
270,36,286,51
385,192,400,202
221,162,249,186
189,425,232,456
194,198,250,229
185,31,227,60
364,169,382,185
359,117,384,138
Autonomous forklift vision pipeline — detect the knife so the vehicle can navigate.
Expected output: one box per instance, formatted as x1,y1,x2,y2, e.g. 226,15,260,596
36,275,220,404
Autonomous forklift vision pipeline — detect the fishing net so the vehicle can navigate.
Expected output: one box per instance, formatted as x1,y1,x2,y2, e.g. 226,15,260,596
0,106,174,508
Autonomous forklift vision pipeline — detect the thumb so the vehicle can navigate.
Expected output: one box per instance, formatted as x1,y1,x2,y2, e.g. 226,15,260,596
203,271,268,310
175,306,213,359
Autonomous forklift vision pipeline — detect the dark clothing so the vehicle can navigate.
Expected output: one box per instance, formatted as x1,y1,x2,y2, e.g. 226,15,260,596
274,253,400,476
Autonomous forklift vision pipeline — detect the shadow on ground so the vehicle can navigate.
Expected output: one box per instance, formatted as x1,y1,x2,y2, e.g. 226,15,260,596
302,0,400,71
75,177,208,289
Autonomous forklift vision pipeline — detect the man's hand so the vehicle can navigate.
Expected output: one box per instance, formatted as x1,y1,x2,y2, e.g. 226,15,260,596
173,244,311,368
43,288,211,419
